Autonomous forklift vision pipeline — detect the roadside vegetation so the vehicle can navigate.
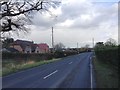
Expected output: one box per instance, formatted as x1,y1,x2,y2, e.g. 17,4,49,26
94,38,119,88
2,58,61,76
2,50,79,76
93,58,118,88
2,39,87,77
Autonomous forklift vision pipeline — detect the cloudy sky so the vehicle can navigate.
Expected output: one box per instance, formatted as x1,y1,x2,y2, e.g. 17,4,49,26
13,0,119,48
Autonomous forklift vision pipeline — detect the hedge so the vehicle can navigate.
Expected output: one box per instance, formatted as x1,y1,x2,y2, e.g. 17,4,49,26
2,51,78,62
2,53,54,62
95,48,118,66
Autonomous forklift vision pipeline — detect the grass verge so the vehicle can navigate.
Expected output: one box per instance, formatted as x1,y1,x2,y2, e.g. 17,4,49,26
93,57,118,88
2,58,61,77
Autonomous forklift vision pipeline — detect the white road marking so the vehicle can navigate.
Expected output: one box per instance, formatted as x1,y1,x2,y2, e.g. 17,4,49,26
43,70,58,79
90,56,93,89
90,64,93,89
69,62,73,64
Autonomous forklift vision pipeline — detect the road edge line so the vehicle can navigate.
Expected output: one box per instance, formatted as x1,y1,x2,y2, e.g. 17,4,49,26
90,56,93,90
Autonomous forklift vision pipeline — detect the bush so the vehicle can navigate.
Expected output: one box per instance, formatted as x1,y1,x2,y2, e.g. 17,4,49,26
2,52,54,62
95,48,118,66
54,51,65,58
54,50,78,58
2,51,78,62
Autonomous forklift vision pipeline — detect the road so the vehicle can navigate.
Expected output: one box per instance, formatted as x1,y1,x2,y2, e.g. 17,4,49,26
2,52,96,88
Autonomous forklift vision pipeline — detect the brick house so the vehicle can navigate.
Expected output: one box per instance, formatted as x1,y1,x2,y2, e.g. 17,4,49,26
36,43,49,53
9,40,49,54
10,40,34,53
10,43,23,52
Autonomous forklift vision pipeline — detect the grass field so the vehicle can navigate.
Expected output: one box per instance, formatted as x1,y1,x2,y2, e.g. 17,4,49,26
2,58,61,76
93,57,118,88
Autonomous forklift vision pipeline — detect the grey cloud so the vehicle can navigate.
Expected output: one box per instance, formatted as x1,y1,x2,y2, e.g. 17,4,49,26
57,1,93,23
31,13,54,30
60,2,118,30
29,0,117,31
12,0,118,48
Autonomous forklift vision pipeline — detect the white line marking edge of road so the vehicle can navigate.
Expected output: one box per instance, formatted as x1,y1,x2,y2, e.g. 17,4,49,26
90,63,93,89
90,56,93,89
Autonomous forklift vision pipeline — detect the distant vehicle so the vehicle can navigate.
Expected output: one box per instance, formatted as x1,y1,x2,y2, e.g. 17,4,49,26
87,49,91,52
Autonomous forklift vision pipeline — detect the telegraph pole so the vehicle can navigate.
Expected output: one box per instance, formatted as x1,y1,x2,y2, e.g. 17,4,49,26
77,42,78,49
92,38,94,48
92,38,95,53
52,27,54,53
77,42,79,53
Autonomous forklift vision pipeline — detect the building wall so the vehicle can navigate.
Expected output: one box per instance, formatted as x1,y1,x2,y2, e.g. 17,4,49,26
40,47,49,53
37,44,49,53
25,46,32,53
35,47,40,53
10,45,23,52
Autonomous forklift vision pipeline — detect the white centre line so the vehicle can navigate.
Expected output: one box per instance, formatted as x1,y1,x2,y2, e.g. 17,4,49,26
43,70,58,79
69,62,73,64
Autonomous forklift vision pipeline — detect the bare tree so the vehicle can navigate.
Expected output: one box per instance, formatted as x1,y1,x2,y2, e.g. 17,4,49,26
54,42,65,51
105,38,117,46
0,0,61,35
84,44,90,49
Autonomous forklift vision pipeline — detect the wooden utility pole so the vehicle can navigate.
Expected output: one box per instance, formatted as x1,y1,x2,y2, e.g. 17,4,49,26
77,42,79,53
77,42,78,49
92,38,94,48
52,27,54,53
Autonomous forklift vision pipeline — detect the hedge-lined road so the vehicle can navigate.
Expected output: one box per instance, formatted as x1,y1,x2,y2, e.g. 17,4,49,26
3,52,96,88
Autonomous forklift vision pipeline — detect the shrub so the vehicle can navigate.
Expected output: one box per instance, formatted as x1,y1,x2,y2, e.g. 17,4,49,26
95,47,118,66
2,53,54,61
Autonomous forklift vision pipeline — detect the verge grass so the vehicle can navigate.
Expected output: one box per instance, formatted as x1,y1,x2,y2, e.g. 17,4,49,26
2,58,61,76
93,57,118,88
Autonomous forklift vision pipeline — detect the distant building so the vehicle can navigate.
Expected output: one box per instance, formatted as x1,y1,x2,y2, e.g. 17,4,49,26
37,43,49,53
9,40,49,54
24,45,32,53
1,48,19,53
10,39,34,53
10,43,23,52
30,44,40,53
32,44,38,53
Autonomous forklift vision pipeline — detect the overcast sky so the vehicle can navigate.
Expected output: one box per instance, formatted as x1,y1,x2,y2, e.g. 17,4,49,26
12,0,119,48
